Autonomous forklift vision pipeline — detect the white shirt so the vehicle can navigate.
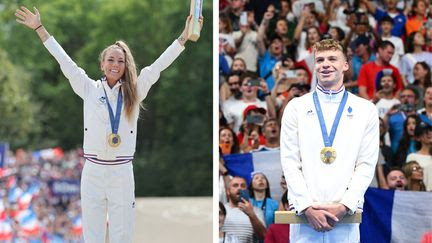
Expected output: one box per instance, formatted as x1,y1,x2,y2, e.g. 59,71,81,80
376,98,400,119
280,87,379,214
44,36,184,162
232,30,259,72
222,204,265,243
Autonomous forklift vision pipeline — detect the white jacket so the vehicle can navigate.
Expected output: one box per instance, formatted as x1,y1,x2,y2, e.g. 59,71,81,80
280,87,379,215
43,36,184,163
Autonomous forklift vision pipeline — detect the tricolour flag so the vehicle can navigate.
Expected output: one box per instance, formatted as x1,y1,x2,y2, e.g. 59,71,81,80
223,150,283,201
71,216,83,235
361,188,432,243
14,209,40,238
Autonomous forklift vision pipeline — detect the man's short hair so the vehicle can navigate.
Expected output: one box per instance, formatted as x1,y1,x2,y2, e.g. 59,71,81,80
385,167,406,179
313,39,347,60
401,85,420,100
377,40,395,50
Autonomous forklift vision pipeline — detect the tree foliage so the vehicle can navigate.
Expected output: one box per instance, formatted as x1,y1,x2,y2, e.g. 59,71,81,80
0,0,212,196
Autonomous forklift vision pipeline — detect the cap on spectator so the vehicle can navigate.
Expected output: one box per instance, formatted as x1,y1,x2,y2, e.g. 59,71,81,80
243,105,266,119
415,122,432,137
380,15,394,25
354,35,370,47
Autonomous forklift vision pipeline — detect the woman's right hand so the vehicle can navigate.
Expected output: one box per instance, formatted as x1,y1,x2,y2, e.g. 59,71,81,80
15,6,41,30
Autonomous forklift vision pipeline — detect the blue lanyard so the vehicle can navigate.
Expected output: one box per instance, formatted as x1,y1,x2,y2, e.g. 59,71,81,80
313,91,348,147
102,86,123,134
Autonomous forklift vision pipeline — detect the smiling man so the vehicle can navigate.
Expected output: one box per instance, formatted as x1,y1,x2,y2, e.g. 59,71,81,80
280,39,380,242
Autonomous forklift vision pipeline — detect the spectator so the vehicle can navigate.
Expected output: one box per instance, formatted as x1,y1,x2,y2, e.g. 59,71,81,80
238,105,267,152
248,172,279,228
386,168,408,190
402,161,426,191
406,121,432,190
327,27,346,42
231,57,248,73
219,202,240,243
257,35,285,91
413,61,432,91
246,0,280,25
351,35,376,88
222,176,266,243
405,0,428,36
358,40,404,100
264,190,290,243
418,86,432,125
222,0,247,31
220,13,237,67
254,118,280,151
221,71,243,103
374,71,400,118
361,0,407,38
222,75,275,133
233,10,259,73
379,15,405,67
220,127,241,156
393,115,420,167
399,31,432,84
386,87,418,153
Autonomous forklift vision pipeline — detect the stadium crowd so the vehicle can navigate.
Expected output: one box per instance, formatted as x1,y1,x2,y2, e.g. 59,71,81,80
0,147,83,242
219,0,432,242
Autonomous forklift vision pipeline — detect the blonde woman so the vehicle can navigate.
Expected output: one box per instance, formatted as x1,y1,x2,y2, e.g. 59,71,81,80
15,6,203,243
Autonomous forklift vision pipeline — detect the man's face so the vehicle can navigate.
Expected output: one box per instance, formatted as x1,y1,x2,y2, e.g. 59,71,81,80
230,0,244,11
385,0,397,10
270,39,283,56
264,120,279,139
307,28,320,45
380,75,395,93
228,177,247,204
355,43,367,57
399,89,417,105
275,20,288,35
386,170,407,190
381,22,393,35
240,78,258,98
227,75,240,92
314,49,348,88
378,45,395,64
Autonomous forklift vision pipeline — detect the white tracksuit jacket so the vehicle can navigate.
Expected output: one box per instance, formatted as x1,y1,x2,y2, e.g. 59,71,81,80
280,86,379,243
43,36,184,243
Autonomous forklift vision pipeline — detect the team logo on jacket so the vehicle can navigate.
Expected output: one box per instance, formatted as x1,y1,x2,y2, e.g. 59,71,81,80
306,109,314,116
99,96,107,104
347,106,353,118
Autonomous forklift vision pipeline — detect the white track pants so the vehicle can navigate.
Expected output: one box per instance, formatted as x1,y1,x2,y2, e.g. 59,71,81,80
81,160,135,243
290,223,360,243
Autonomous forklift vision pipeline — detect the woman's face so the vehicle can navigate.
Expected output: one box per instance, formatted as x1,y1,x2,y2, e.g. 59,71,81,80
307,28,320,45
414,32,425,46
275,20,288,35
232,59,246,71
219,19,226,32
101,48,126,83
252,173,268,191
415,0,427,16
407,118,417,136
220,129,234,144
413,64,428,81
410,164,424,180
329,28,339,41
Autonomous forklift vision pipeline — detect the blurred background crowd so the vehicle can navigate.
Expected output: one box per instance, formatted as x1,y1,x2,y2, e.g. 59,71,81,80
0,147,83,242
218,0,432,241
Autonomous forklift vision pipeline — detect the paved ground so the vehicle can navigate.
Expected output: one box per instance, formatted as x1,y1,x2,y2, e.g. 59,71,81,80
133,197,212,243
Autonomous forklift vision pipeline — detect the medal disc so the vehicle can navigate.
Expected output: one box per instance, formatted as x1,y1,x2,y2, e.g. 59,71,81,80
320,147,336,164
108,133,121,147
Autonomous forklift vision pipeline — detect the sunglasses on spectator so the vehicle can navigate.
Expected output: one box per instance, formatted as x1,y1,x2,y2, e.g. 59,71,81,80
228,82,240,86
412,166,423,171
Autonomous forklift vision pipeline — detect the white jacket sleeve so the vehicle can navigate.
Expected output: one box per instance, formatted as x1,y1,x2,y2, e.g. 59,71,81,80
137,39,185,101
340,103,380,214
43,36,92,99
280,98,313,215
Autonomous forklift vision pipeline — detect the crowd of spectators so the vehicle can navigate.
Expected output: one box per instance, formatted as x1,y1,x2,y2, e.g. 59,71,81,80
219,0,432,241
0,148,83,242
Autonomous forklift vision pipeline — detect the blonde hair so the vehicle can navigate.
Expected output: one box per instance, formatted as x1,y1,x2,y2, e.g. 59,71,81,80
313,39,347,60
99,41,139,122
402,161,426,191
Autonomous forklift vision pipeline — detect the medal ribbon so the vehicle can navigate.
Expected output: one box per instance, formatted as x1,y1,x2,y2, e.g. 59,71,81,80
313,90,348,147
102,85,123,135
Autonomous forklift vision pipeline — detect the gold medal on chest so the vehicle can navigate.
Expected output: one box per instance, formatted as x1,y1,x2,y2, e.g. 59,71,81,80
108,133,121,147
320,147,336,164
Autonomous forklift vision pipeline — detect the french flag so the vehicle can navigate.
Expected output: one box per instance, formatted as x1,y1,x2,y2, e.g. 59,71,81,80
18,184,40,210
223,150,284,200
361,188,432,243
0,219,13,241
14,209,40,238
71,216,83,235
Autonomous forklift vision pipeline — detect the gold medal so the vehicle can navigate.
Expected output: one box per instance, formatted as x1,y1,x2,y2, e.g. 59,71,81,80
320,147,336,164
108,133,121,147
